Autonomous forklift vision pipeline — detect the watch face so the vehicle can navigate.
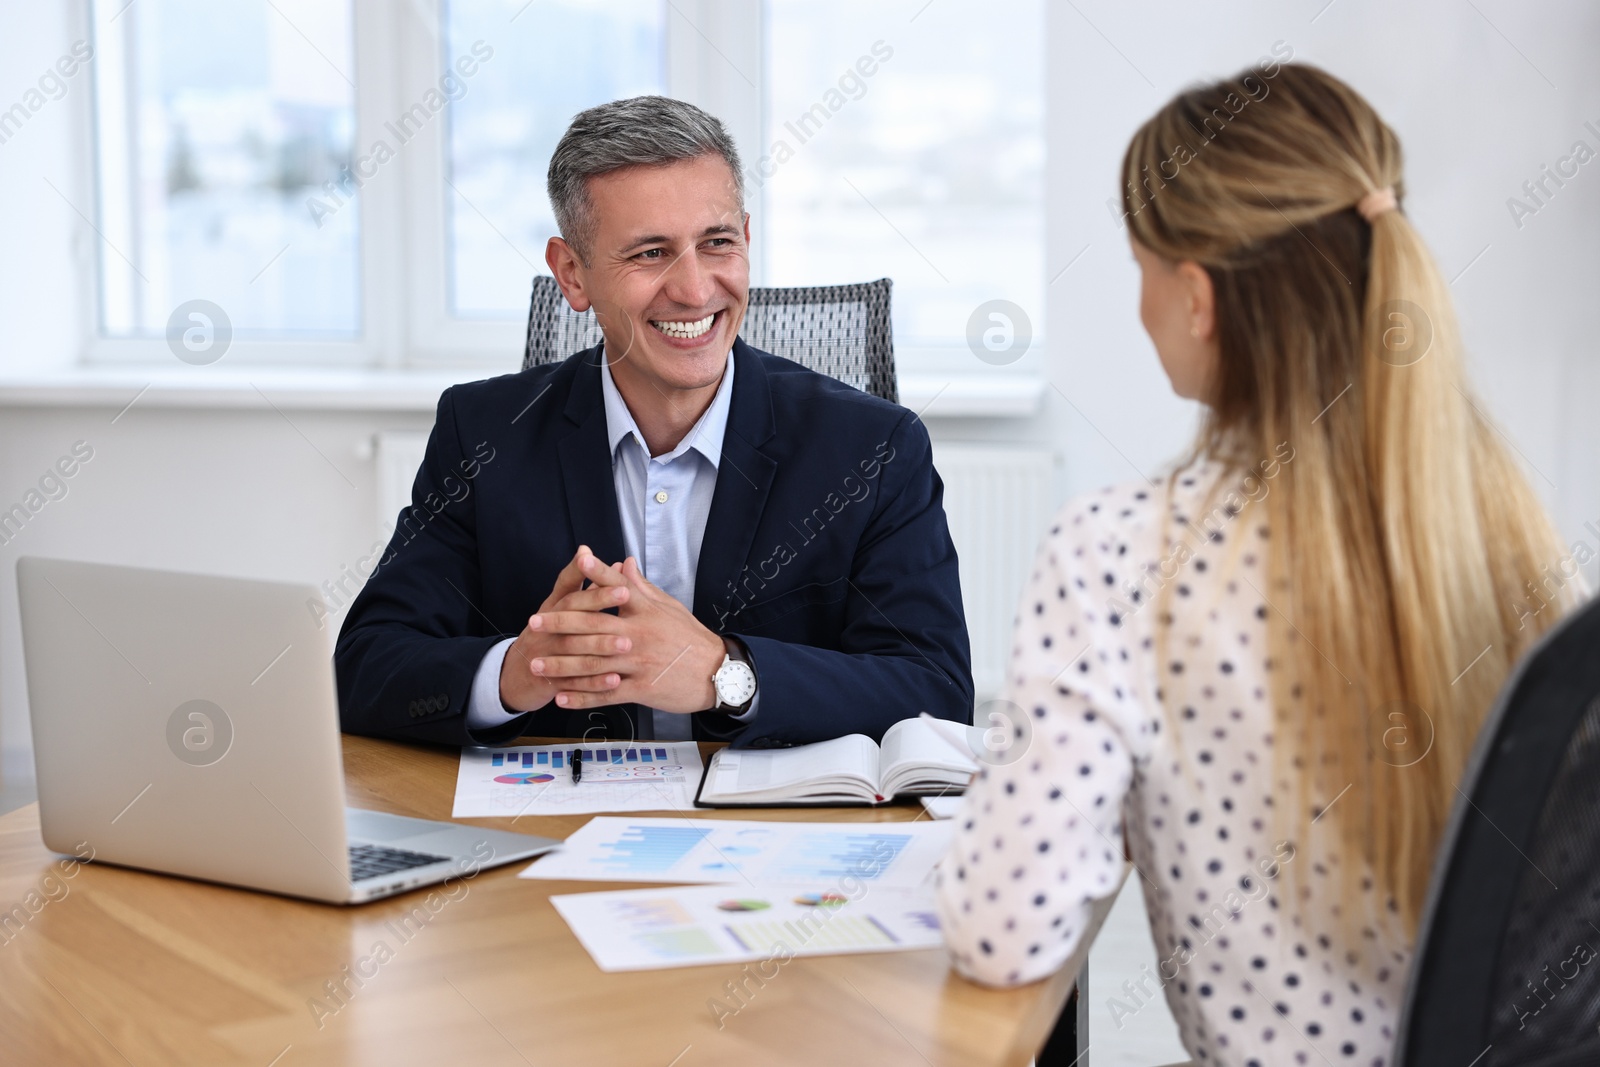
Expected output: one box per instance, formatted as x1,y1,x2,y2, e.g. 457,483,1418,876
716,660,757,706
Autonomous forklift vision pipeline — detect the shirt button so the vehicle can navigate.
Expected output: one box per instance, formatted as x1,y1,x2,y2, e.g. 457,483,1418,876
654,490,669,504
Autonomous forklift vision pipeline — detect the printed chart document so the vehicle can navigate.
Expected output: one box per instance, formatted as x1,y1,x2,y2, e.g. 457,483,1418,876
452,742,702,817
551,883,944,972
519,816,951,888
695,717,981,807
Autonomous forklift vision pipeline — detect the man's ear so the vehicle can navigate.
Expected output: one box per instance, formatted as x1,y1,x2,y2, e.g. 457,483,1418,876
545,237,591,312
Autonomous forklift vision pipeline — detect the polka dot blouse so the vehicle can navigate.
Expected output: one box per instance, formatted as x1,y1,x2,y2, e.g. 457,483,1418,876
936,465,1409,1067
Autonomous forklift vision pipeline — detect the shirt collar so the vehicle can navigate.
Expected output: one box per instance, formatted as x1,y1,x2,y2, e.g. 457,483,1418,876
599,346,733,469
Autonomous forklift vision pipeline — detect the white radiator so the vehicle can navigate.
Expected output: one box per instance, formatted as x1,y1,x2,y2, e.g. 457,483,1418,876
371,432,1058,702
931,444,1060,702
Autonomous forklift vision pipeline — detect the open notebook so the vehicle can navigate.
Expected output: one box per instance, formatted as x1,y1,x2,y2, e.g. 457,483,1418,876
695,716,982,808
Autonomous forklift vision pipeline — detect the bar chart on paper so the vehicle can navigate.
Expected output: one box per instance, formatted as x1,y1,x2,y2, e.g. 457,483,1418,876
595,824,713,876
452,742,703,817
519,816,950,887
759,830,912,882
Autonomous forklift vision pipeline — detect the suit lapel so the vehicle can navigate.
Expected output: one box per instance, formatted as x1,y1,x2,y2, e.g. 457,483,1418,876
693,341,778,632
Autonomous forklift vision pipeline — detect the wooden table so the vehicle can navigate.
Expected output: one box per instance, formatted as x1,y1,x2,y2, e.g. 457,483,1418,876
0,735,1074,1066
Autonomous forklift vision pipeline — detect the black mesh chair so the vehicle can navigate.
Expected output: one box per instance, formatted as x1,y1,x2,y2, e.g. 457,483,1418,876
521,275,898,403
1394,592,1600,1066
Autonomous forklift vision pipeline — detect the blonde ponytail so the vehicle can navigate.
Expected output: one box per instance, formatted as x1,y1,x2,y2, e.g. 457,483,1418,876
1124,63,1573,934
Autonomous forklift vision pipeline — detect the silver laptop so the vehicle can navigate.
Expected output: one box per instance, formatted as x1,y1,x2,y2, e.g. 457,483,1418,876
16,556,558,904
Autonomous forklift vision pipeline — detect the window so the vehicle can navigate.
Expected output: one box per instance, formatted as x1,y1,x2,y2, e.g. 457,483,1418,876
92,0,360,340
763,0,1045,360
82,0,1043,369
444,0,667,318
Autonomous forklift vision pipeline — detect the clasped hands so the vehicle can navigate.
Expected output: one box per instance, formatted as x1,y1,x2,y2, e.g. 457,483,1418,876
498,545,725,715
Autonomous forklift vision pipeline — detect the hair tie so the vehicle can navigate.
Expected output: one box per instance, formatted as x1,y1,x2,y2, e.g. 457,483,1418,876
1357,186,1397,222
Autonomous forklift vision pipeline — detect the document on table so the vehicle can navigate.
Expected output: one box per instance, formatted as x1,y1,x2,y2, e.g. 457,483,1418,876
919,795,964,819
452,742,703,817
519,815,952,888
551,883,944,972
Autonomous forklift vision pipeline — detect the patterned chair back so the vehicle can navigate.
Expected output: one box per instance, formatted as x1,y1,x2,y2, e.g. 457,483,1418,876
521,276,897,403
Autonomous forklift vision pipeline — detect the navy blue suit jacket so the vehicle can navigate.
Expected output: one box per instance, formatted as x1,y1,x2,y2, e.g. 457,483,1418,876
334,340,973,748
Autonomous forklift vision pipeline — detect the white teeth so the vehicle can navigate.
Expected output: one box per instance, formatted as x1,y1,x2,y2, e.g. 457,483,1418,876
651,313,716,340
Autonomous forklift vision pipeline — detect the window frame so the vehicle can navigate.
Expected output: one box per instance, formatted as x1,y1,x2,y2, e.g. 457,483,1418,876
81,0,394,368
405,0,767,366
74,0,1038,374
79,0,764,369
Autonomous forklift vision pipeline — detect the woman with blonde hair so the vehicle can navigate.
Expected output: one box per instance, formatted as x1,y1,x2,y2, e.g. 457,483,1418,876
937,62,1578,1064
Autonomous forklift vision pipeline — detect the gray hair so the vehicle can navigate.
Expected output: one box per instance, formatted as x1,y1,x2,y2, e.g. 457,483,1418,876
547,95,745,265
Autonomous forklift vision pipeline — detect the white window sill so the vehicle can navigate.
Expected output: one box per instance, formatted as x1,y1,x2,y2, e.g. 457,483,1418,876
0,366,489,413
901,373,1045,418
0,366,1045,418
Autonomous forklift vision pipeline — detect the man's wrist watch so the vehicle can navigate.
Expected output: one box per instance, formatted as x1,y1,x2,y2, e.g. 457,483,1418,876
710,636,758,713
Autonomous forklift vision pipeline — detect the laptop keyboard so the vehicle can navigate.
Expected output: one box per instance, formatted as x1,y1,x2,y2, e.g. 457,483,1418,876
348,842,450,883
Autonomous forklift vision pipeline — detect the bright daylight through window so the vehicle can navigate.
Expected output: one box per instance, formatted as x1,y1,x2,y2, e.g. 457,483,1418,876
92,0,359,339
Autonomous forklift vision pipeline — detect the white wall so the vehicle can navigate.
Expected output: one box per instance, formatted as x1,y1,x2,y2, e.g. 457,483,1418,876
0,405,435,782
1043,0,1600,530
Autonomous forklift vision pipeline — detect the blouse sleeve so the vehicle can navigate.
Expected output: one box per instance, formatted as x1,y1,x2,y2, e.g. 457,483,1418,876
935,496,1147,987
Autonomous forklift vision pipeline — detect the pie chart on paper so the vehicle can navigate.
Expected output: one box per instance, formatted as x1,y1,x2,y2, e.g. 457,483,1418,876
716,899,771,912
493,772,556,785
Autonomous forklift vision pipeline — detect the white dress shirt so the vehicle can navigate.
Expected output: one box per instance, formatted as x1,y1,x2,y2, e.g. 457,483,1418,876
466,352,754,740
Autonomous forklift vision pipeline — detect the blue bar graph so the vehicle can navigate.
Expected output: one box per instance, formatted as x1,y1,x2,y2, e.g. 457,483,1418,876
763,832,914,882
489,746,690,771
595,825,712,874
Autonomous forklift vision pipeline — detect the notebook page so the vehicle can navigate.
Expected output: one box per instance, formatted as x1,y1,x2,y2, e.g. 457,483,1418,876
879,717,981,777
709,733,881,796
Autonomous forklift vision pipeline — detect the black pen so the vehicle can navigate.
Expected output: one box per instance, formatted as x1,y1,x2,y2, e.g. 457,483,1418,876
570,748,582,784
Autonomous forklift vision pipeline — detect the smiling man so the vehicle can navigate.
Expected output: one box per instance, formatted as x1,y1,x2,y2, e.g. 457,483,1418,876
335,96,973,748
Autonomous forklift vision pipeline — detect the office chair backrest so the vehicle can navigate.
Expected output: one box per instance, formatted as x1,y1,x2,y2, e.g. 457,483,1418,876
1393,592,1600,1066
521,275,898,403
